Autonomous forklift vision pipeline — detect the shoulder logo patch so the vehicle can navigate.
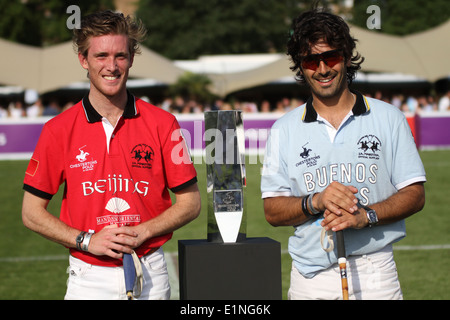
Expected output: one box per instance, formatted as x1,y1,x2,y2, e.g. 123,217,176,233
25,158,39,176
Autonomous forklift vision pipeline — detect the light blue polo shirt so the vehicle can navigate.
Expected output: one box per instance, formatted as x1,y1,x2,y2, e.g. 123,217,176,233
261,91,426,278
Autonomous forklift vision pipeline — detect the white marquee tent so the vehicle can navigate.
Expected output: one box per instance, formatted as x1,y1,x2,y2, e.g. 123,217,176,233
0,38,185,94
202,21,450,96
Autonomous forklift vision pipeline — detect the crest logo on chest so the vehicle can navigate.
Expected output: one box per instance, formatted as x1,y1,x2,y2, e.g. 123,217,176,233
70,145,98,172
296,142,321,168
357,135,381,160
131,144,154,169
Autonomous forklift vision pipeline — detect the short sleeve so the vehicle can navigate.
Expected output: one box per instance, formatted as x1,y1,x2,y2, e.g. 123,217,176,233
391,115,426,190
23,123,65,199
161,118,197,192
260,122,292,198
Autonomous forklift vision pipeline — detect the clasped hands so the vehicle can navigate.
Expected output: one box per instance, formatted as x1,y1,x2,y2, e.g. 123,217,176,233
313,181,369,232
87,224,147,259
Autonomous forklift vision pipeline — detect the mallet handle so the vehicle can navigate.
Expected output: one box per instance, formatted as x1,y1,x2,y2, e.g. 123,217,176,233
123,253,136,300
336,231,349,300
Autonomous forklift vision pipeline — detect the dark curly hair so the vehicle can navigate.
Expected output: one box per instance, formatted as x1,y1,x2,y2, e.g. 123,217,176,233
287,8,364,85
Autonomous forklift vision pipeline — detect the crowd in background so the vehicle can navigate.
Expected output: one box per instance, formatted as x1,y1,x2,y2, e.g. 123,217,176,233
1,89,450,119
157,90,450,115
0,98,75,119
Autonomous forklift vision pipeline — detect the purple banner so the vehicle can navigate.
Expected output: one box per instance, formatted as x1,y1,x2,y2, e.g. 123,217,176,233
177,115,277,154
0,120,49,159
416,113,450,149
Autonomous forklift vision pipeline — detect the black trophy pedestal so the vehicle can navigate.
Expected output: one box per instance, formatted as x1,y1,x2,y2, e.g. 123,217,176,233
178,237,282,300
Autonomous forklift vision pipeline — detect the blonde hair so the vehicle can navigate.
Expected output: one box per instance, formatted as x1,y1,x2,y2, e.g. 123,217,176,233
73,10,147,57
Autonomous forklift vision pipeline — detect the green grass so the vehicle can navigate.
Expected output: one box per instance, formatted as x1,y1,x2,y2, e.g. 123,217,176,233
1,151,449,300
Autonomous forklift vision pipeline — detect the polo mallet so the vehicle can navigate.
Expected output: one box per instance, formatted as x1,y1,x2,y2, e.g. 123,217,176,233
123,253,136,300
108,197,141,299
336,230,349,300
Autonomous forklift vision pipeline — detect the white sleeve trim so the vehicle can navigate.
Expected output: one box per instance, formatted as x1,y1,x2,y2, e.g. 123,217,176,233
395,176,427,190
261,191,293,199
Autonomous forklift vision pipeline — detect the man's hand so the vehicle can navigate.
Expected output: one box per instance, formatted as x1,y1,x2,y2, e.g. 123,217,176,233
313,181,359,215
319,182,426,232
321,208,369,232
313,182,366,232
88,224,138,259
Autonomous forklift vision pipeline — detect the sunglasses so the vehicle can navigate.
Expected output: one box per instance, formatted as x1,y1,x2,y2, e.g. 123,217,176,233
301,49,343,71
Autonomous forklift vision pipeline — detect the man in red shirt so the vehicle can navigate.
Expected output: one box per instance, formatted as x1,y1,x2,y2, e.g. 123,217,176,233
22,11,201,300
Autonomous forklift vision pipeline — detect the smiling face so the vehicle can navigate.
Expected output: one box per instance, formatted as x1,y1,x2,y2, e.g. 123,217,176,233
78,34,134,99
301,40,349,101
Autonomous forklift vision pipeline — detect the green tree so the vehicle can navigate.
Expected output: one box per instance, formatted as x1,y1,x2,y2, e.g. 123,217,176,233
136,0,306,59
0,0,114,47
169,72,216,103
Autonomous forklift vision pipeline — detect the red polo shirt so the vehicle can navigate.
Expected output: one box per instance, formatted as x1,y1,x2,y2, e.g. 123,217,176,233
23,92,197,266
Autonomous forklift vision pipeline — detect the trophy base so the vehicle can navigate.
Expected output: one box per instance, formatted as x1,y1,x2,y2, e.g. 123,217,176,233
178,237,282,300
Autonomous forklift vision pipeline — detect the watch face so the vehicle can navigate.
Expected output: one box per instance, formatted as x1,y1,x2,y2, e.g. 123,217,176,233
368,210,378,224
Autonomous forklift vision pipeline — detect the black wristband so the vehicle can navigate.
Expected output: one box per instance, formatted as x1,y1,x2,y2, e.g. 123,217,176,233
302,194,314,218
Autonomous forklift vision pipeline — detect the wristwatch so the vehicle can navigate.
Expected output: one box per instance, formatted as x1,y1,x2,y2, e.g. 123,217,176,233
82,232,94,252
364,206,378,227
76,231,86,250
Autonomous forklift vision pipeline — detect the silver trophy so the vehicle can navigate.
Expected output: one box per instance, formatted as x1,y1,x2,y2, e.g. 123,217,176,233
205,110,246,243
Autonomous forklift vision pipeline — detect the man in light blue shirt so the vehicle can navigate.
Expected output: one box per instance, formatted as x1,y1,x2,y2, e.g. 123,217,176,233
261,8,426,300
